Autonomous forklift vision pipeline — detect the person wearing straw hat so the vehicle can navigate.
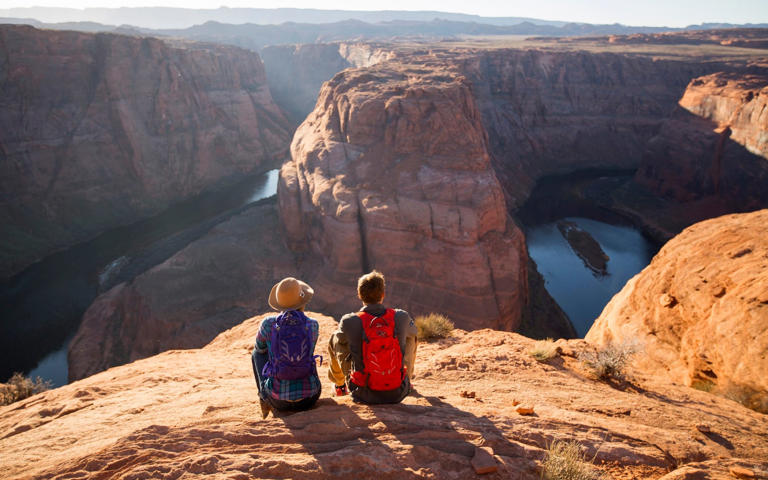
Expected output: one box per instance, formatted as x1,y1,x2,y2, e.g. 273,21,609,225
251,277,321,418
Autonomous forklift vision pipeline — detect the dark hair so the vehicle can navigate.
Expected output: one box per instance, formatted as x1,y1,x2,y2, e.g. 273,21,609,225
357,270,385,304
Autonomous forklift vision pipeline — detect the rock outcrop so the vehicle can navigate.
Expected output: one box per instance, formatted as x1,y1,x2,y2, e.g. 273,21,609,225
636,72,768,214
279,60,528,331
68,201,297,381
0,25,291,279
3,312,767,479
586,210,768,412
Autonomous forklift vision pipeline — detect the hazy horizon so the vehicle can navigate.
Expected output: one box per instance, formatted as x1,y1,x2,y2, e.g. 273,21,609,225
2,1,768,28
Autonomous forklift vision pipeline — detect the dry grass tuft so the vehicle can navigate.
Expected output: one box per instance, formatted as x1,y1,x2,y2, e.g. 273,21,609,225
541,439,605,480
580,341,639,381
0,372,51,406
414,313,454,341
530,338,559,362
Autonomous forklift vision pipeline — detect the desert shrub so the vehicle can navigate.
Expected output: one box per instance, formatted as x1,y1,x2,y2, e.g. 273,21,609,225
579,341,639,381
530,338,559,362
414,313,454,341
690,380,768,414
0,373,51,406
720,384,768,415
690,379,716,393
541,439,605,480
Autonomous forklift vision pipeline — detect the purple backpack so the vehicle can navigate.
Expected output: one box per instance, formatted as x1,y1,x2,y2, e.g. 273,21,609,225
263,310,320,380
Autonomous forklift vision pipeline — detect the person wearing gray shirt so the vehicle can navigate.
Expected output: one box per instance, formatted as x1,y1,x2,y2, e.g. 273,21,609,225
327,270,418,404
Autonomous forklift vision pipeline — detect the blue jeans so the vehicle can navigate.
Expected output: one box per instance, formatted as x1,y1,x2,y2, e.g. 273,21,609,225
251,348,320,411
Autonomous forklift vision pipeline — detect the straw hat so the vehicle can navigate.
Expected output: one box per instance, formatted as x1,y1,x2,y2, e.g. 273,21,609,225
268,277,314,311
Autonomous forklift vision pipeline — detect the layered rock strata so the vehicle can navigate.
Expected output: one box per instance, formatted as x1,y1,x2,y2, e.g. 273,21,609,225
586,210,768,412
636,72,768,212
0,25,291,278
458,50,718,208
279,61,528,331
3,312,767,479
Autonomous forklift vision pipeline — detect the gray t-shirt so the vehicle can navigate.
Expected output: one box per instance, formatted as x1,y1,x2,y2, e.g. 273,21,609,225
339,304,417,404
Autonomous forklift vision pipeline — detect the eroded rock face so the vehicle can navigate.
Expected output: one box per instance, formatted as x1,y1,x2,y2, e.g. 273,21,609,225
3,312,767,479
586,210,768,411
261,42,394,125
279,61,528,331
458,50,716,208
636,73,768,212
68,202,297,381
0,25,291,278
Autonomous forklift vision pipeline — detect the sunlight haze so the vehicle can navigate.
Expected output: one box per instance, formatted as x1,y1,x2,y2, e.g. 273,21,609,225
3,0,767,27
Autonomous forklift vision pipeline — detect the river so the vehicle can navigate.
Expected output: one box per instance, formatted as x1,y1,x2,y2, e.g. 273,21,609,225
1,169,279,387
526,216,655,337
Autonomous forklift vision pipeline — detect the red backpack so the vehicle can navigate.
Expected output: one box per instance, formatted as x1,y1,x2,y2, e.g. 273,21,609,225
351,309,405,391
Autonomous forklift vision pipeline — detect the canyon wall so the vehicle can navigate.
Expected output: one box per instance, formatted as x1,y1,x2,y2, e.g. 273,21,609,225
586,210,768,412
457,50,717,208
279,59,529,331
0,25,291,279
260,42,394,125
636,72,768,212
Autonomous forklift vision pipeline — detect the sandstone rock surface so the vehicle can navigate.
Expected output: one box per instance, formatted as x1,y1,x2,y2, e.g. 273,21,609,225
3,312,767,479
586,210,768,412
280,60,528,331
68,201,298,381
0,25,291,278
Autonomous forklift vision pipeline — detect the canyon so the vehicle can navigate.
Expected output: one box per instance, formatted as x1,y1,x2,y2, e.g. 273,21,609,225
0,25,291,279
62,32,768,381
0,19,767,479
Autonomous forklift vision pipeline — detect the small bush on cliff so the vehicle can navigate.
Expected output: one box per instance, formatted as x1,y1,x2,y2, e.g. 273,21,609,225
414,313,454,341
0,373,51,406
579,341,639,381
541,439,605,480
530,338,559,362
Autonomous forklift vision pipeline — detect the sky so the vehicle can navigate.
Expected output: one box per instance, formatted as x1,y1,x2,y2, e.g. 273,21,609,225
3,0,768,27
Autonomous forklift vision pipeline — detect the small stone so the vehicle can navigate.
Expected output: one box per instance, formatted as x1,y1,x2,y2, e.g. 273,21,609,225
516,405,535,415
512,399,520,406
460,390,476,399
471,446,498,474
659,293,676,307
556,345,576,357
729,466,755,478
695,423,711,433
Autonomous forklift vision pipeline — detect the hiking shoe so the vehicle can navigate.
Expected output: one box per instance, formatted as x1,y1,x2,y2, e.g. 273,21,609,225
259,397,272,419
335,384,348,396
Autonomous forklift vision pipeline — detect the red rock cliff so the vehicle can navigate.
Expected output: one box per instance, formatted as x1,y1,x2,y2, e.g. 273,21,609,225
457,50,717,207
279,60,528,331
586,210,768,412
0,25,291,278
636,72,768,212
